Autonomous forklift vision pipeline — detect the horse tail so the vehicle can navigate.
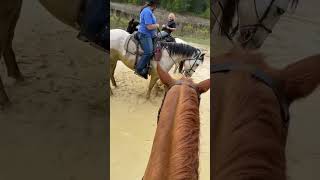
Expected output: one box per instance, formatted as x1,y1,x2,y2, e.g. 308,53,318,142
220,0,238,36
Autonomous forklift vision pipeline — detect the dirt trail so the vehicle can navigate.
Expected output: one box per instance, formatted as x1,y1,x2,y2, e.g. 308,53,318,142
110,43,210,179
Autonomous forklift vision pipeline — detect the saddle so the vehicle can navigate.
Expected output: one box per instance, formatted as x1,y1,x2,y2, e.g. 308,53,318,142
158,34,176,43
124,32,163,71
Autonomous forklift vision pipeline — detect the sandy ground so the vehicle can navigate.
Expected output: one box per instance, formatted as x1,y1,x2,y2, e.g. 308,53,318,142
212,0,320,179
0,1,107,180
110,43,210,179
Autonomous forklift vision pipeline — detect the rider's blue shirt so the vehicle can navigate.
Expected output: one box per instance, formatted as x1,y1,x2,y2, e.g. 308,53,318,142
138,7,157,38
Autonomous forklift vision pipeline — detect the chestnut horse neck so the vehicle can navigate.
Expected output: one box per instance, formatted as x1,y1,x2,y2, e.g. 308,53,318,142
212,50,289,180
143,79,201,180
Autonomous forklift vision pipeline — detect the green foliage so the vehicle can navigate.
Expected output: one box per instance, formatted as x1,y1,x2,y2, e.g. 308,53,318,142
110,14,209,45
111,0,210,18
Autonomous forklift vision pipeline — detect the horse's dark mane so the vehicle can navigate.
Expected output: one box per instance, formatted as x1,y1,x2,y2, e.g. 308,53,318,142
160,42,199,57
220,0,299,35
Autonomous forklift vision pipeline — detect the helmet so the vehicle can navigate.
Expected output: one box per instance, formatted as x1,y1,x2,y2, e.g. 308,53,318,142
146,0,159,5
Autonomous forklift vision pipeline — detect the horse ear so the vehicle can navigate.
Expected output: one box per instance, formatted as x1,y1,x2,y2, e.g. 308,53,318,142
196,79,210,94
281,54,320,103
157,63,175,87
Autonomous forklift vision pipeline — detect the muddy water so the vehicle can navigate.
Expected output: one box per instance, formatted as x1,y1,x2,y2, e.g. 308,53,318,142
110,44,211,180
212,0,320,179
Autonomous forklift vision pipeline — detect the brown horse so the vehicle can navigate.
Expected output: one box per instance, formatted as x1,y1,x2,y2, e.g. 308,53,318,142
211,49,320,180
142,64,210,180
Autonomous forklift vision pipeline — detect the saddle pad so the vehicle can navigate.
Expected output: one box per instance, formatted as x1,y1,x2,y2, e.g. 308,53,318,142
124,33,143,56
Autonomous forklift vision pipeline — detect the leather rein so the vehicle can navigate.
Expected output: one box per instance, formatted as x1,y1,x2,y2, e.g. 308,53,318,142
211,62,290,127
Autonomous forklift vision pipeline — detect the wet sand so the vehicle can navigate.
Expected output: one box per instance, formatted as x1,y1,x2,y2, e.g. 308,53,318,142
110,44,210,179
0,1,107,179
212,0,320,179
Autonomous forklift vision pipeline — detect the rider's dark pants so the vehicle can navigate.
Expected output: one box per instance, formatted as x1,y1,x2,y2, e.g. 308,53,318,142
136,32,153,76
79,0,109,51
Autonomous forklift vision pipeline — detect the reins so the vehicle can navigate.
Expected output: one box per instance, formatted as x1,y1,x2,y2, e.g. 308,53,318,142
211,62,290,127
157,80,201,123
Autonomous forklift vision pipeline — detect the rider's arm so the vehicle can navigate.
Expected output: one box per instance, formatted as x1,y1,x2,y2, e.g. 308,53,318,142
167,27,176,32
147,24,160,30
144,11,159,30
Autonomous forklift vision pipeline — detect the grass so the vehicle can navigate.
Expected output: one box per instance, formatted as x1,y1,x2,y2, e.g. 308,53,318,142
110,14,210,46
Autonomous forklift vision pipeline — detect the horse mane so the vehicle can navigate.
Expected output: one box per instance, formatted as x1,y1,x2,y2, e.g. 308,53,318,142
160,42,199,57
167,82,200,179
220,0,299,35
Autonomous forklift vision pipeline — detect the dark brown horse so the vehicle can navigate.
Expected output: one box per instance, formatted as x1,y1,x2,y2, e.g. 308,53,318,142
211,49,320,180
142,64,210,180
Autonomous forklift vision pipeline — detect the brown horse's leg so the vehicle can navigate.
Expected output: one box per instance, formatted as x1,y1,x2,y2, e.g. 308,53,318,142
0,75,10,107
110,60,117,87
0,46,10,106
3,0,23,81
4,42,23,81
146,75,158,99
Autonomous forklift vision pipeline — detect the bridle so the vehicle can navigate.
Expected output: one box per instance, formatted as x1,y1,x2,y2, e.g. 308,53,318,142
159,44,203,77
157,80,201,123
239,0,276,47
211,62,290,127
181,49,203,77
211,0,280,47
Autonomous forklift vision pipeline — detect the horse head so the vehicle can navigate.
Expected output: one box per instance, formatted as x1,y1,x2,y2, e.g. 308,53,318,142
236,0,299,48
219,0,299,49
127,18,139,34
183,51,205,77
211,49,320,179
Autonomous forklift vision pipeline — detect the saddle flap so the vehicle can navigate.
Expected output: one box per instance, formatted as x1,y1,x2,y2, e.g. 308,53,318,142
124,32,143,55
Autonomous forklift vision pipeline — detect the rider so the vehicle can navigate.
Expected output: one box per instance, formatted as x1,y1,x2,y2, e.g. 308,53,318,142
77,0,109,52
135,0,159,79
159,13,176,39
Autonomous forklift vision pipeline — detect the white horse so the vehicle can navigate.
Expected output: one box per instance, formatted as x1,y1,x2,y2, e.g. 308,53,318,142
110,29,205,98
211,0,299,49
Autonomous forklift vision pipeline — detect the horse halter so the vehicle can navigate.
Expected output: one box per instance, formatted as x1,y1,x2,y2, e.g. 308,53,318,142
157,80,201,123
182,49,203,77
211,62,290,127
239,0,280,47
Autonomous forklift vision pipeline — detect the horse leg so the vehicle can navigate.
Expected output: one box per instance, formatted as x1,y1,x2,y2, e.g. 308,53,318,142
110,60,117,87
173,65,178,73
146,75,158,99
0,47,10,107
4,40,23,81
0,74,10,108
3,0,23,81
